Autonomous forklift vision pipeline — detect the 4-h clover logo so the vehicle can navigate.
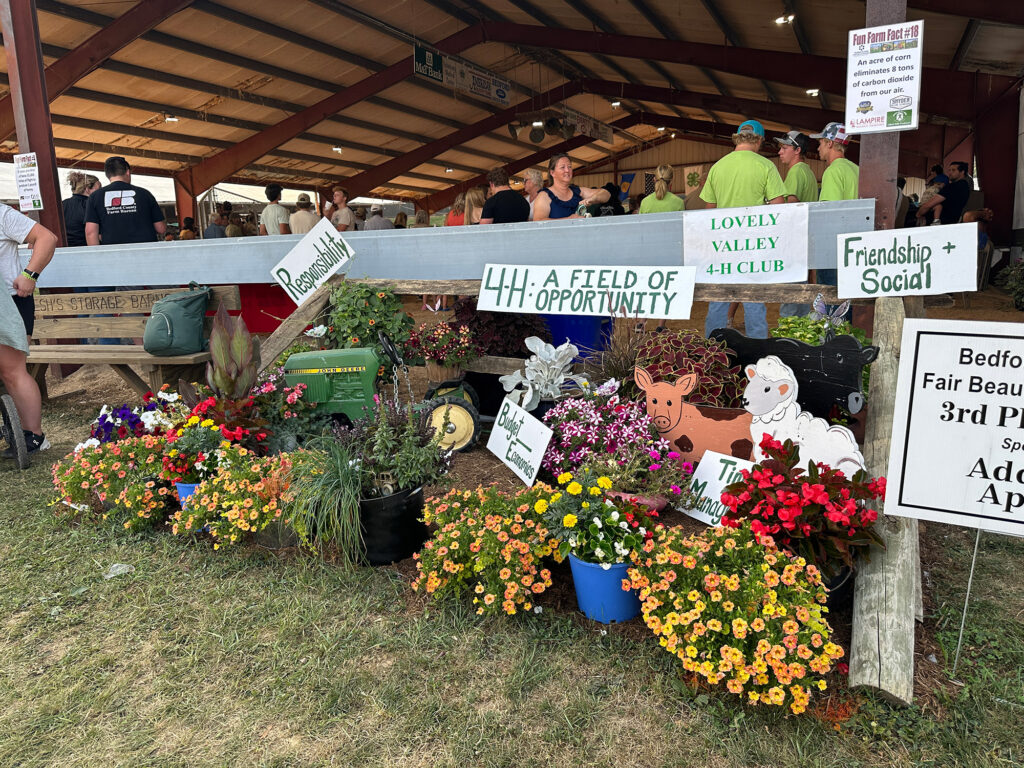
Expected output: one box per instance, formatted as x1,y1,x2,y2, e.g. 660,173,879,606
686,171,701,187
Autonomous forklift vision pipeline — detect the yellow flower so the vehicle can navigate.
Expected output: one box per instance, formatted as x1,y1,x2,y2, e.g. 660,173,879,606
566,482,583,496
596,476,612,490
534,499,549,514
581,501,590,509
200,418,215,427
589,486,601,496
557,472,573,484
563,513,578,528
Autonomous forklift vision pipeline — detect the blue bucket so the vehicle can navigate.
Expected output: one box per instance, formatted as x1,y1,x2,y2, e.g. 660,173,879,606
175,482,198,509
542,315,610,351
568,554,641,624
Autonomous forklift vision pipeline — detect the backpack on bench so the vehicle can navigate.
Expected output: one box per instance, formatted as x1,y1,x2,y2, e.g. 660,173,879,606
143,283,213,356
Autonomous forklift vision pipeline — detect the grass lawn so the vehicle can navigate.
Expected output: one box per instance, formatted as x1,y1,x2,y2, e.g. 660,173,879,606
1,404,1022,767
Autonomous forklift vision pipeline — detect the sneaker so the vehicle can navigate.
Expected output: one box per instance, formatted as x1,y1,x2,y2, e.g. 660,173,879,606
1,430,49,458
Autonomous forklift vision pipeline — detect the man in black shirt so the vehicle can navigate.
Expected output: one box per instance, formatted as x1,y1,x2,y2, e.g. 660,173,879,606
85,156,166,245
918,161,972,225
479,168,530,224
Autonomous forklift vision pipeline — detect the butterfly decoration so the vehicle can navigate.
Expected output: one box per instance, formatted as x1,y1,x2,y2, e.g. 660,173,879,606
810,293,851,328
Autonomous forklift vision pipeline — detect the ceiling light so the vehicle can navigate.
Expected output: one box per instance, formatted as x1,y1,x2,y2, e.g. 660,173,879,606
532,120,544,127
332,146,344,153
445,167,454,173
610,100,621,109
164,113,178,122
775,13,795,24
671,132,676,138
805,88,819,97
657,126,666,132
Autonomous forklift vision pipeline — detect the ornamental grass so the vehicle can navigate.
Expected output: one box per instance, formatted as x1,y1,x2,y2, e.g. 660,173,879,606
412,485,562,616
627,522,844,715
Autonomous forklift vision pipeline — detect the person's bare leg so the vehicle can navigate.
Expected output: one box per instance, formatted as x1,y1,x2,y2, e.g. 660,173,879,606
0,345,41,433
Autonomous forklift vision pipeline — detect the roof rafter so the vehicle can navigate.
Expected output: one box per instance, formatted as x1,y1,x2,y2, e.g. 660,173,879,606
780,0,830,110
949,19,981,70
695,0,778,102
0,0,195,141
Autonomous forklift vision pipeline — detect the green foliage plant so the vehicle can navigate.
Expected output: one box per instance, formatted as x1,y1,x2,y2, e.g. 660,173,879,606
627,522,844,714
633,329,745,407
325,283,412,352
287,439,364,564
993,259,1024,310
771,315,872,396
206,303,260,399
451,296,551,357
412,484,562,616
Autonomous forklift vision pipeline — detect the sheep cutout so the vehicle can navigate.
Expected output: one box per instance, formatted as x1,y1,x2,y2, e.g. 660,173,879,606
742,355,866,476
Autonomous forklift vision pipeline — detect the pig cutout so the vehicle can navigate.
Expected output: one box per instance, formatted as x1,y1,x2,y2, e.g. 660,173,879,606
742,355,866,476
634,366,753,463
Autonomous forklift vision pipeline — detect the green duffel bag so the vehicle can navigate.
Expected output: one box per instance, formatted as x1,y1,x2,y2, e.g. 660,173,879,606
143,283,213,356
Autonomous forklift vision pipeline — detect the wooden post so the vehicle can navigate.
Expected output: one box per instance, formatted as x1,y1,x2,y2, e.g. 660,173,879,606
848,0,921,706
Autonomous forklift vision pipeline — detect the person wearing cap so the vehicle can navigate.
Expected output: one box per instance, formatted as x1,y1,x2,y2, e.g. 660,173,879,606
699,119,786,339
776,131,818,317
810,122,858,289
85,156,166,246
289,193,319,235
363,203,395,231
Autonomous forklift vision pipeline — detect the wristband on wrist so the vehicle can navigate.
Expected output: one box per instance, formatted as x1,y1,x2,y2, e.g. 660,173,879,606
21,269,40,280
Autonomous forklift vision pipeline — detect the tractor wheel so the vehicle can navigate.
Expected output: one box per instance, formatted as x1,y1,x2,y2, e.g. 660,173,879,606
426,395,480,453
1,394,29,470
424,380,480,411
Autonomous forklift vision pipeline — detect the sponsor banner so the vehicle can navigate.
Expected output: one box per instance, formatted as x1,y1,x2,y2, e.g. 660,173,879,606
478,264,696,319
683,203,809,284
845,20,923,134
837,222,978,299
413,43,510,107
886,319,1024,537
271,217,353,305
563,106,615,144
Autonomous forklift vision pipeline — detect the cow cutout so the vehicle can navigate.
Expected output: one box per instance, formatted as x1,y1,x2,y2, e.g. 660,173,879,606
635,366,753,464
710,327,878,420
742,355,866,476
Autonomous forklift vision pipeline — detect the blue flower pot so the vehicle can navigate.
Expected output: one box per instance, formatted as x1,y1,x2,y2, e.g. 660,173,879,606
568,554,641,624
175,482,198,509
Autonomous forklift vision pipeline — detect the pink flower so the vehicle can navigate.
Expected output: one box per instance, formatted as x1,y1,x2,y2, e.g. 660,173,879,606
649,463,661,471
670,485,682,495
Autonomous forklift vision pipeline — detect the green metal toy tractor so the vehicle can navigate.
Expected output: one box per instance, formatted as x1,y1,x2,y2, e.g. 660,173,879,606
283,332,482,452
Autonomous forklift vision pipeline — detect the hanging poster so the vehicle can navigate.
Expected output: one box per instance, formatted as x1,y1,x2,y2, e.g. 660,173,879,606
845,20,924,134
14,153,43,211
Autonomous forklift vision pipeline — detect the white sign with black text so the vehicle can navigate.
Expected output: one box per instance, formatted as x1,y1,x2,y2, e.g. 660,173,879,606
887,319,1024,537
487,397,553,486
845,20,924,134
683,203,809,284
477,264,696,319
837,222,978,299
271,217,353,306
681,451,754,526
14,152,43,211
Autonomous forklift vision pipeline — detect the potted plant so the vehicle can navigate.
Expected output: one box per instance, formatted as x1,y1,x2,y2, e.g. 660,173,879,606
627,522,845,713
499,336,587,419
451,297,552,416
538,468,661,623
325,282,412,355
161,415,232,507
994,259,1024,311
631,329,745,407
720,434,885,603
405,319,480,384
582,447,695,512
288,394,454,566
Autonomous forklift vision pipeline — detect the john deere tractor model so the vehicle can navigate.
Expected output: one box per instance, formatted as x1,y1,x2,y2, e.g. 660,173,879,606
283,332,481,452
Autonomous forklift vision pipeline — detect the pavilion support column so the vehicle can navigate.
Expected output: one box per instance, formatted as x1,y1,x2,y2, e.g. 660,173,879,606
0,0,65,244
174,178,196,228
973,85,1021,245
1014,88,1024,262
849,0,920,707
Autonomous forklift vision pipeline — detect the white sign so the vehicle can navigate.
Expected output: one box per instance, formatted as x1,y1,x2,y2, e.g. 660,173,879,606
271,217,353,305
14,153,42,211
413,44,511,107
478,264,696,319
562,106,614,145
681,451,754,526
886,319,1024,537
845,20,924,134
683,203,809,284
838,222,977,299
487,397,553,485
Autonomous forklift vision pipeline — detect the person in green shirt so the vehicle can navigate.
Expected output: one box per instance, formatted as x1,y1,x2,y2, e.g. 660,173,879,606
810,122,858,289
639,164,686,213
776,130,818,317
700,119,786,338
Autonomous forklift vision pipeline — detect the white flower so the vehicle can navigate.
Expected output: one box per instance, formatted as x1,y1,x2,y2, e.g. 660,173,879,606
74,437,100,453
596,378,620,396
610,510,619,521
593,516,602,529
619,521,628,530
639,527,647,536
305,324,327,338
600,563,612,570
533,606,543,614
156,390,180,403
594,547,605,559
614,542,628,556
568,535,578,548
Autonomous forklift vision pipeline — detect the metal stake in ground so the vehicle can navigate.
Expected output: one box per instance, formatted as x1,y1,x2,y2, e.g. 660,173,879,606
950,528,982,680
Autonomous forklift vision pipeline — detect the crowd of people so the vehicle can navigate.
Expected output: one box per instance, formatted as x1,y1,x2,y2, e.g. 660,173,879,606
0,124,984,459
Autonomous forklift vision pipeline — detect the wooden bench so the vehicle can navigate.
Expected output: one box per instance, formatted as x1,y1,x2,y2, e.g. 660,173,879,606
27,286,241,397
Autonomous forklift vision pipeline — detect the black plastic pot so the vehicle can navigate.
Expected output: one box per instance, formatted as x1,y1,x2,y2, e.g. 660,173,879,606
463,370,509,417
825,565,855,612
530,399,558,422
359,486,428,565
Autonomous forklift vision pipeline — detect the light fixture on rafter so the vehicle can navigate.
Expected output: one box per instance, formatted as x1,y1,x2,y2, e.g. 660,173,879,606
332,146,344,153
610,100,621,109
805,88,820,97
775,13,795,24
164,113,179,122
670,132,676,139
657,126,666,132
445,167,454,173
